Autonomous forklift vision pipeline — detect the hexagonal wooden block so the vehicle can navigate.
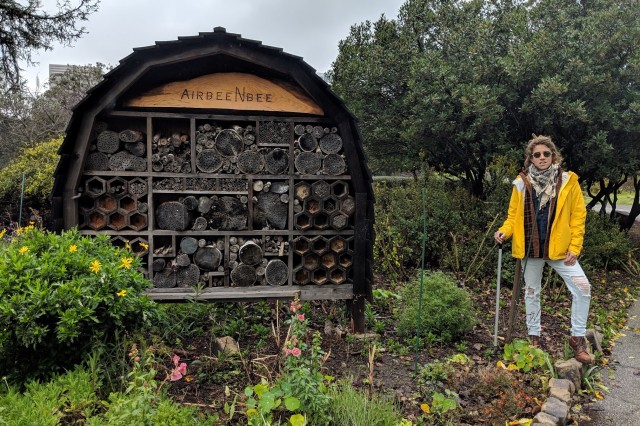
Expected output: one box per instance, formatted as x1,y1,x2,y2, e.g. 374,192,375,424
96,195,117,213
293,236,311,255
313,211,330,230
311,180,331,200
294,211,312,231
128,212,147,231
108,210,127,230
329,236,348,254
294,182,311,201
311,269,328,285
87,210,107,230
303,253,320,271
329,267,347,284
311,237,329,255
331,180,349,199
107,177,128,197
293,267,310,285
85,176,106,197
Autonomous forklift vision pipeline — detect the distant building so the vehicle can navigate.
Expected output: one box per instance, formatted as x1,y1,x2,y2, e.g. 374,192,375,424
48,64,71,87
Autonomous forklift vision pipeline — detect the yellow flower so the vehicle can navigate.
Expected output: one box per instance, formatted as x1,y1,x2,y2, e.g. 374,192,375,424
16,228,23,236
19,246,29,255
139,242,149,250
0,229,6,239
90,260,101,274
125,240,130,249
116,289,127,298
120,257,134,269
69,245,78,252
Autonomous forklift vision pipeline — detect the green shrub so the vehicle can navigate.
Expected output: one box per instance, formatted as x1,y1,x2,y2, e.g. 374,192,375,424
396,271,476,343
373,175,511,282
0,227,160,382
0,137,62,225
582,212,634,271
0,367,99,425
328,380,404,426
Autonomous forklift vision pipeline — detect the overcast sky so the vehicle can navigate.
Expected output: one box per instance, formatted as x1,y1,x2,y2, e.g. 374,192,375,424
24,0,406,91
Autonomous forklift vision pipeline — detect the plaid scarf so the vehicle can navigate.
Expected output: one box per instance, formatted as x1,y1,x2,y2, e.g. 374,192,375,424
528,163,559,210
521,166,563,258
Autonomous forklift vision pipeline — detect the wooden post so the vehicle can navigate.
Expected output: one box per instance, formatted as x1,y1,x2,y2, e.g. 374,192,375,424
348,294,366,333
506,259,523,343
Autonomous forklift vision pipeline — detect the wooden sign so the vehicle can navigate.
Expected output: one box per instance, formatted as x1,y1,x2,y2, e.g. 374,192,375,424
124,72,324,115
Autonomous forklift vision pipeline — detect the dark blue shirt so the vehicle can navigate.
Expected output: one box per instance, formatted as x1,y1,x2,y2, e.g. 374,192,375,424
532,188,551,248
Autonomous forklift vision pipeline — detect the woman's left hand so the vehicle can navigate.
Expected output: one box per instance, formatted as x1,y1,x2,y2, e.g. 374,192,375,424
564,251,577,266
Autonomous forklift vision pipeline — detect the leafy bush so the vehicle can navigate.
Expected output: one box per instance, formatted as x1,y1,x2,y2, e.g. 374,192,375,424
0,227,160,381
582,212,634,271
328,380,404,426
373,175,511,282
0,367,99,425
396,271,476,343
0,137,62,225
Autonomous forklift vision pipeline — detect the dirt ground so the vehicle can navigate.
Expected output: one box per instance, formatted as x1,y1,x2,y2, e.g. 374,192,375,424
165,221,640,424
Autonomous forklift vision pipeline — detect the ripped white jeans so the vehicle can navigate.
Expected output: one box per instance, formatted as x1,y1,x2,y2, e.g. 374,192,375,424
522,258,591,337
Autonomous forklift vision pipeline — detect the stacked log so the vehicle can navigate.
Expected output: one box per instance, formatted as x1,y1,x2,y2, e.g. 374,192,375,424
253,188,288,230
195,122,256,174
152,131,190,173
265,259,288,286
293,124,347,176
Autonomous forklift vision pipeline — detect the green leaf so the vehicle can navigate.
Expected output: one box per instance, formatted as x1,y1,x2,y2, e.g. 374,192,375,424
284,396,300,411
289,413,306,426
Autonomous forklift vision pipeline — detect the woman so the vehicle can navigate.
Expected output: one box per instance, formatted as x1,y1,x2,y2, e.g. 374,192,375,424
494,135,593,364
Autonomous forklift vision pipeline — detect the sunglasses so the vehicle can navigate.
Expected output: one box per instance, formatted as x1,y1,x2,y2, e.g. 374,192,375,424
532,151,552,159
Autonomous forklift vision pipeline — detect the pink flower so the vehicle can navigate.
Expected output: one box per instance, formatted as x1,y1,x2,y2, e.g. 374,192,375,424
169,354,187,382
297,313,305,321
290,303,297,313
284,348,292,355
291,347,301,357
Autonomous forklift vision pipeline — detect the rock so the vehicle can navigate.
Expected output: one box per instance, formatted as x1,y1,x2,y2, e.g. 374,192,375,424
586,328,603,354
350,332,379,340
549,378,576,395
549,384,572,403
555,358,584,391
541,396,569,426
214,336,240,355
533,411,560,426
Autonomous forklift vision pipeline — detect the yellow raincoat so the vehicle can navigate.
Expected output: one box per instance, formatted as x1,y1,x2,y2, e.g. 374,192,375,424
498,171,586,260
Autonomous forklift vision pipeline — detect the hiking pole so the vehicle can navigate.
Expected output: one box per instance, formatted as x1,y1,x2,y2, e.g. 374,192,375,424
493,243,503,347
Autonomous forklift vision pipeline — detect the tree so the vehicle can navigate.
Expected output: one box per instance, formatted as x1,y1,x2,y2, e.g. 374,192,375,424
330,0,640,226
0,63,106,168
0,0,99,89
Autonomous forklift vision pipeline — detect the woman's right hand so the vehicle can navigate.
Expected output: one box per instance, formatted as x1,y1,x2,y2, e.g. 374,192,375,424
494,231,505,245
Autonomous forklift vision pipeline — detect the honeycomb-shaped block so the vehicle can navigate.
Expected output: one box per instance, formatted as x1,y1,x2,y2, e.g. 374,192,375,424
339,252,353,268
129,237,149,255
79,195,95,212
321,253,337,270
119,195,136,213
293,237,311,255
341,196,355,215
85,176,106,197
108,210,127,230
293,267,310,285
87,210,107,230
329,236,348,254
311,237,328,255
128,212,147,231
312,269,328,285
313,211,329,230
128,177,148,198
303,253,320,271
305,198,322,215
110,236,130,249
107,177,128,197
311,180,331,200
331,180,349,199
294,182,311,201
330,211,349,230
294,212,312,231
324,196,339,214
96,195,117,213
329,267,347,284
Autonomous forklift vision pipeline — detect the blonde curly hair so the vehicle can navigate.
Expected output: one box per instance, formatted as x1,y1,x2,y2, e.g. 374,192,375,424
523,134,563,169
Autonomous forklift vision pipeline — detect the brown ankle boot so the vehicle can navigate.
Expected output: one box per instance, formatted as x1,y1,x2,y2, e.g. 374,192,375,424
569,336,594,364
529,335,540,348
